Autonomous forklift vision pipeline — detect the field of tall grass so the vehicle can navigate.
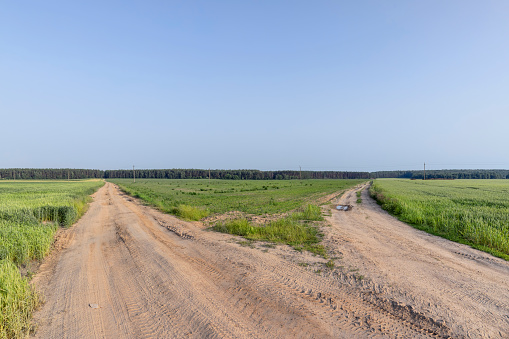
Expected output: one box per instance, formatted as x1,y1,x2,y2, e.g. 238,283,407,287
0,180,103,338
370,179,509,260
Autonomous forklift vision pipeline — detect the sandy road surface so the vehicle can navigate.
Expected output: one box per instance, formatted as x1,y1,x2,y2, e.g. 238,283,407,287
324,184,509,338
31,182,508,338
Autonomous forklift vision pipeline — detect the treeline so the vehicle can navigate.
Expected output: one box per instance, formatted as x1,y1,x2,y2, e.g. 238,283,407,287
103,169,371,180
0,168,103,180
373,169,509,180
1,168,508,180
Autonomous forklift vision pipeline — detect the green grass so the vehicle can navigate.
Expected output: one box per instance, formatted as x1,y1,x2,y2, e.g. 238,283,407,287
0,180,104,338
0,260,40,338
170,204,210,221
213,216,327,257
370,179,509,260
108,179,364,219
0,180,103,226
291,204,324,221
108,179,364,257
0,221,57,265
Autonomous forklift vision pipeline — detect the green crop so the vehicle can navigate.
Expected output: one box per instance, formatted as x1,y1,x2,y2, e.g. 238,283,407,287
0,180,103,338
370,179,509,260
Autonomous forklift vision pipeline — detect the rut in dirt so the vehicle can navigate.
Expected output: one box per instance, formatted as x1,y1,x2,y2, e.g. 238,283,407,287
32,182,469,338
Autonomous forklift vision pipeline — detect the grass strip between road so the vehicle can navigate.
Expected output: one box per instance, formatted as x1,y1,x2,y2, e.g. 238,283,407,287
212,204,327,257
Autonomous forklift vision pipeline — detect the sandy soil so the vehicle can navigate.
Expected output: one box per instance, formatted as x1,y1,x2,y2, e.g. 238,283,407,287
31,182,509,338
323,183,509,338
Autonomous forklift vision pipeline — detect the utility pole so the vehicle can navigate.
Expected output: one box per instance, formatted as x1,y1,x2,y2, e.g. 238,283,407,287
208,169,211,185
424,162,426,181
68,170,70,181
13,171,15,182
133,165,135,183
299,166,302,180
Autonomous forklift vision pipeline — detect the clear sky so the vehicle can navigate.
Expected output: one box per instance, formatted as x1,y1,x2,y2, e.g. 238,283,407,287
1,1,508,172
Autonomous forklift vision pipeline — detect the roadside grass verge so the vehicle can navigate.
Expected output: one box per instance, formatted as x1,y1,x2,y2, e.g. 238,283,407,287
170,205,210,221
0,180,104,338
370,179,509,260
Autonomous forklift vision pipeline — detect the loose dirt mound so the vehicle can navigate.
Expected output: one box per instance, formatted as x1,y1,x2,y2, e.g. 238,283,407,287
31,182,509,338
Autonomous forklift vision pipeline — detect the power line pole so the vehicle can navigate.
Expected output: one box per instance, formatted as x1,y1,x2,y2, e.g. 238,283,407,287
68,170,70,182
424,162,426,181
299,166,302,180
209,168,211,185
133,165,135,183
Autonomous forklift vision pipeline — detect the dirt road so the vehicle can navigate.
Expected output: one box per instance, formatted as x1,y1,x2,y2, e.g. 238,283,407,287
32,182,509,338
324,184,509,338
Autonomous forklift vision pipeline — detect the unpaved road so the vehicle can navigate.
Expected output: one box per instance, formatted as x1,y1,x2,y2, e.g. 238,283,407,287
32,182,509,338
324,184,509,338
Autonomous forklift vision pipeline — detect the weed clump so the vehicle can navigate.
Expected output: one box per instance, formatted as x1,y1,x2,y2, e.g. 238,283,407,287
171,205,209,221
292,204,324,221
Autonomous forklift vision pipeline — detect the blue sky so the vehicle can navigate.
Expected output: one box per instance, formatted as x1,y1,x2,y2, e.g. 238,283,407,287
1,1,508,171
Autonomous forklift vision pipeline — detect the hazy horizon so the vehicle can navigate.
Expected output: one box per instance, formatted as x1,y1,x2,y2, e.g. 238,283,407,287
2,1,508,171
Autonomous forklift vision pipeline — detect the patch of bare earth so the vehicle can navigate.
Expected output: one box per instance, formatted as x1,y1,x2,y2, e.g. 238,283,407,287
202,211,289,228
31,182,509,338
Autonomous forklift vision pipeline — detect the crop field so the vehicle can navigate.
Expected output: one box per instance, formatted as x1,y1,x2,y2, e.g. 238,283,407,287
370,179,509,260
109,179,364,256
0,180,103,338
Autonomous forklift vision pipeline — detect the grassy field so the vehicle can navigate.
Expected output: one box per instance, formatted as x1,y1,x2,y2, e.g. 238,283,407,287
109,179,364,257
0,180,103,338
109,179,365,219
370,179,509,260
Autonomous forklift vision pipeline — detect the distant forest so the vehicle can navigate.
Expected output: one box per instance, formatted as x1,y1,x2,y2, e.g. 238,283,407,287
372,169,509,180
0,168,508,180
104,169,370,180
0,168,104,180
